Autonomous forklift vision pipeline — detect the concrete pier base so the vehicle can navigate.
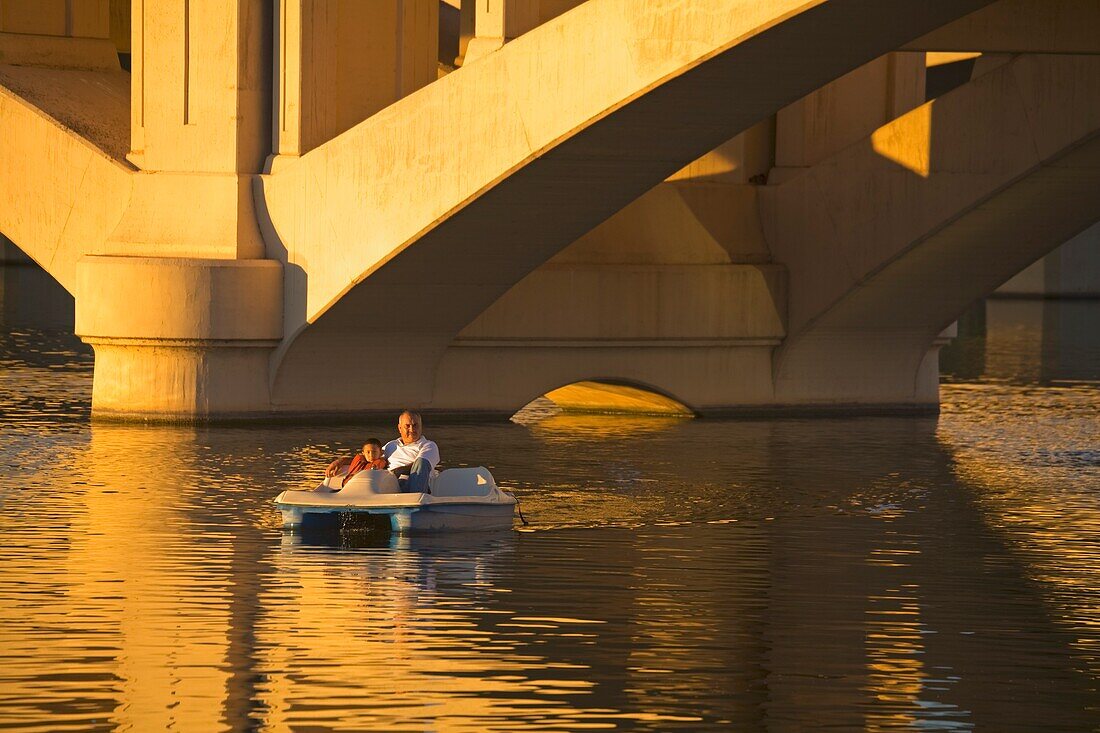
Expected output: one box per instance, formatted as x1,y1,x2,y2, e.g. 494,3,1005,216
82,339,279,421
75,256,283,421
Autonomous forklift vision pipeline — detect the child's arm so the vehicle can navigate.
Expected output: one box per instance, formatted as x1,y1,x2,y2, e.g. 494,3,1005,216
325,455,354,477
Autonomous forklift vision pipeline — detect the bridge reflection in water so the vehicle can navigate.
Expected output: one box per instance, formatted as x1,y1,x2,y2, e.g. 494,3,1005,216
942,298,1100,386
0,333,1097,729
1,259,1098,729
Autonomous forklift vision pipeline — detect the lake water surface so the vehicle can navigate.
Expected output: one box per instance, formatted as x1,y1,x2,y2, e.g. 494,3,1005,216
0,280,1097,731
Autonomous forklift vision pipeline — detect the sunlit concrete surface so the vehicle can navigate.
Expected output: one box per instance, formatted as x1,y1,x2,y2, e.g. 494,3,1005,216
543,381,695,417
761,52,1100,407
261,0,993,415
4,0,1100,420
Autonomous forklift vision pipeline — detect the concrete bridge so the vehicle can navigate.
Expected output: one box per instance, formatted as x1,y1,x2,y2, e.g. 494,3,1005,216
1,0,1098,420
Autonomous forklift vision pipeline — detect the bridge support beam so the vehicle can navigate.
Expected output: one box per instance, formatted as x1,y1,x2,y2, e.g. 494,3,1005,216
763,53,1100,409
75,257,283,421
905,0,1100,54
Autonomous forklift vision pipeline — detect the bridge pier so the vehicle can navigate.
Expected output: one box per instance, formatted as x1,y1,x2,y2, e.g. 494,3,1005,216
75,256,282,420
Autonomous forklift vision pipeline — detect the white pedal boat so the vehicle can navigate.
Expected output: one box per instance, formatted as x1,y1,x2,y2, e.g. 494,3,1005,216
273,466,517,533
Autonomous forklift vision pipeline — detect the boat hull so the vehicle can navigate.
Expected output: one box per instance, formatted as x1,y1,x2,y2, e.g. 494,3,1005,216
277,502,515,534
274,466,517,534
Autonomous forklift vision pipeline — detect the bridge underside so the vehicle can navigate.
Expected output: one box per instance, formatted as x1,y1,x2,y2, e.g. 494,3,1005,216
268,52,1100,418
2,0,1098,420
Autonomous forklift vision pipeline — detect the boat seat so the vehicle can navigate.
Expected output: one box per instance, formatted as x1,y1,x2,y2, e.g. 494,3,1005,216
338,469,402,496
430,467,496,497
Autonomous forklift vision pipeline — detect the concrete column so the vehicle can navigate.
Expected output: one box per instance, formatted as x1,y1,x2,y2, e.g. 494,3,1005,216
460,0,539,64
127,0,273,174
75,256,283,420
127,0,271,174
270,0,438,167
115,1,271,261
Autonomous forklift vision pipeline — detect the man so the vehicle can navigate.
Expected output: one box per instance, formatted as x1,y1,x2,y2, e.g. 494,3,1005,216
326,410,440,493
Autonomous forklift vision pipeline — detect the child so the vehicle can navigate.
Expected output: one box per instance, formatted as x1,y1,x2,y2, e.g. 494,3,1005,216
339,438,389,488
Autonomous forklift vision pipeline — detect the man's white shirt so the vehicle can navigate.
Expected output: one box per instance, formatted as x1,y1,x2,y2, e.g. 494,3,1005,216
383,436,440,471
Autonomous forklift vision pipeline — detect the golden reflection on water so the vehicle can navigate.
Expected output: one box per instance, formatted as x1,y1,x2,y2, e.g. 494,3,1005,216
256,537,576,732
1,425,226,731
1,299,1099,730
863,586,925,732
514,401,690,438
0,393,1097,730
862,513,927,732
939,382,1100,681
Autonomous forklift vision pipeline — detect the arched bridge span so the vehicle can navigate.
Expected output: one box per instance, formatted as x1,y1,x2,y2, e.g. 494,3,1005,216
259,0,995,411
398,53,1100,415
765,53,1100,405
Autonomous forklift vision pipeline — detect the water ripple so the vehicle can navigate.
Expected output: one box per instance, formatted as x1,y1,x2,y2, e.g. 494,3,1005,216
0,315,1098,731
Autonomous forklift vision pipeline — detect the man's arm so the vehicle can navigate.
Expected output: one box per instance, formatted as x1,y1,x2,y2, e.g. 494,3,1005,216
325,456,353,477
421,441,440,470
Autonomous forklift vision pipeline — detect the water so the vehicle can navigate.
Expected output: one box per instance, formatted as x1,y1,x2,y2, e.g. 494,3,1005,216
1,283,1098,730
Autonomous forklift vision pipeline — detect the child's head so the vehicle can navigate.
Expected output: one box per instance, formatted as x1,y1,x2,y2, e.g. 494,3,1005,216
361,438,383,461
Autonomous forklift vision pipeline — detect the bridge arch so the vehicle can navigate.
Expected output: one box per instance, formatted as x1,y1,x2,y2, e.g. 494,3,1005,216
262,0,994,412
763,53,1100,406
0,65,131,295
496,374,698,420
0,235,78,332
539,381,696,417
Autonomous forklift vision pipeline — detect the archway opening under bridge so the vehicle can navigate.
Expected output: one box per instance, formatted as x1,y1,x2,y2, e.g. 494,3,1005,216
522,380,696,419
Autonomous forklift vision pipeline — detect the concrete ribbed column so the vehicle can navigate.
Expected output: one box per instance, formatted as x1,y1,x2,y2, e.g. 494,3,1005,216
75,256,283,421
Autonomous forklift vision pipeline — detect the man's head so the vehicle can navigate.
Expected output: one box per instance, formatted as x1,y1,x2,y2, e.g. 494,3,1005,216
361,438,383,462
397,410,423,445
